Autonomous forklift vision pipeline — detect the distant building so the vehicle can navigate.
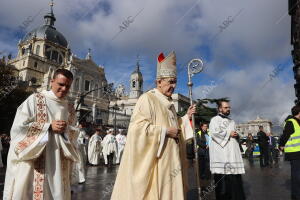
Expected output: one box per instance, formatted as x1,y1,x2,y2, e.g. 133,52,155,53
236,116,272,137
7,2,110,125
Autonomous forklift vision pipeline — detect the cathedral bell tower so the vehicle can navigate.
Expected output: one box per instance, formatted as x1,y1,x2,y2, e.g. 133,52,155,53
129,57,143,99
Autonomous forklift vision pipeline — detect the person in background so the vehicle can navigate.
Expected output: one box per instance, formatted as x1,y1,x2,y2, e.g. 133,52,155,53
102,128,118,166
257,126,270,167
88,129,103,166
196,122,211,195
116,129,127,164
246,133,255,164
267,132,278,167
76,122,89,183
197,122,210,180
279,105,300,200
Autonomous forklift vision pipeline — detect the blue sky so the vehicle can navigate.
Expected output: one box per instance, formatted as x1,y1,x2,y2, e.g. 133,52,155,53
0,0,296,124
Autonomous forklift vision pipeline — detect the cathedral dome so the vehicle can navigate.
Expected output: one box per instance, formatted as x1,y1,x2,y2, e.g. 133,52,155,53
21,2,68,48
22,25,68,48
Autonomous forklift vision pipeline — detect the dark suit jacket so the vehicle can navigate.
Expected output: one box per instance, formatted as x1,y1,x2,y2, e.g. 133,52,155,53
257,131,269,147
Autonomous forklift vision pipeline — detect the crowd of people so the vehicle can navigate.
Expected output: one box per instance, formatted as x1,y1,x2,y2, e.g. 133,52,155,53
75,123,127,184
245,127,279,167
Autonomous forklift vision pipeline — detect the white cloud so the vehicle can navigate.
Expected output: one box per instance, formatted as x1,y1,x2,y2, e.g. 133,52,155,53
0,0,295,125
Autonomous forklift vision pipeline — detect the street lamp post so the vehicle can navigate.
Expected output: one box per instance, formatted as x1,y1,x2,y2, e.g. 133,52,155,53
75,83,114,122
112,102,125,134
113,103,118,134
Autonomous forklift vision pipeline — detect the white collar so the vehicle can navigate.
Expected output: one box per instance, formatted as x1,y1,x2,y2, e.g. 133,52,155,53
41,90,67,103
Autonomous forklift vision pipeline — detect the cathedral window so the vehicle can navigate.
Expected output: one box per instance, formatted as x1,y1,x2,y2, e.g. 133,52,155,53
34,62,38,68
85,80,90,91
51,51,58,62
45,51,51,60
132,80,136,88
36,45,40,55
58,55,63,64
21,48,25,55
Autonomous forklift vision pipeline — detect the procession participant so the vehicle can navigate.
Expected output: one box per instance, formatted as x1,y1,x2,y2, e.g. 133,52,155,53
76,122,89,183
88,128,103,165
115,129,126,164
209,100,245,200
111,51,196,200
102,128,118,166
3,69,79,200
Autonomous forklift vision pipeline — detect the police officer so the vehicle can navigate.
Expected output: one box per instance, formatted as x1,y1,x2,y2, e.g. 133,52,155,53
279,105,300,200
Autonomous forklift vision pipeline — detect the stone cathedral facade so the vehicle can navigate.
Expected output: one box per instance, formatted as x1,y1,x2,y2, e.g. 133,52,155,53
7,3,110,125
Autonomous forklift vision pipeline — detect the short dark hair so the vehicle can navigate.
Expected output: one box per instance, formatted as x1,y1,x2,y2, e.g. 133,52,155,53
53,68,73,80
259,126,263,129
217,100,229,109
292,105,300,116
200,122,208,127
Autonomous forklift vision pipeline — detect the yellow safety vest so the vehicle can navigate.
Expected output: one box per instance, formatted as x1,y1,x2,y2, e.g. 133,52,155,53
196,130,210,148
285,118,300,153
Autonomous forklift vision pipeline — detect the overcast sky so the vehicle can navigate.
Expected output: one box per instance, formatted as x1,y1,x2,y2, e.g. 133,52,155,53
0,0,295,124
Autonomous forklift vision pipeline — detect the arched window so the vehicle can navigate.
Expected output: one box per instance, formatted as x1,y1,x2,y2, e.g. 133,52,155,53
34,62,38,68
36,45,40,55
51,51,58,62
132,80,136,88
85,80,90,91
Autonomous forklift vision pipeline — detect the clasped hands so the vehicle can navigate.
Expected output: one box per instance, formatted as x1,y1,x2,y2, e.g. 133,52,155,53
50,120,67,134
167,105,196,141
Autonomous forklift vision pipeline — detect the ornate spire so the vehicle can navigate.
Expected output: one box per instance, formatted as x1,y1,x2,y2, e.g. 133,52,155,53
44,0,56,27
136,54,140,72
86,48,92,60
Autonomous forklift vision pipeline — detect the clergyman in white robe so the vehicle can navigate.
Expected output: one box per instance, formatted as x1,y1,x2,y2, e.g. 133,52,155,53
76,127,88,183
209,101,245,200
115,130,126,164
88,132,103,165
3,90,79,200
102,130,118,165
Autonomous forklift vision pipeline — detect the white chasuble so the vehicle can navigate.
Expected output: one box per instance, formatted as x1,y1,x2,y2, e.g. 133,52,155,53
209,115,245,174
3,90,79,200
115,134,126,164
111,89,193,200
88,134,103,165
76,129,88,183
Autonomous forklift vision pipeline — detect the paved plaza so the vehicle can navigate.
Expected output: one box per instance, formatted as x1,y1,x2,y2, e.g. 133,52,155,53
0,157,292,200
